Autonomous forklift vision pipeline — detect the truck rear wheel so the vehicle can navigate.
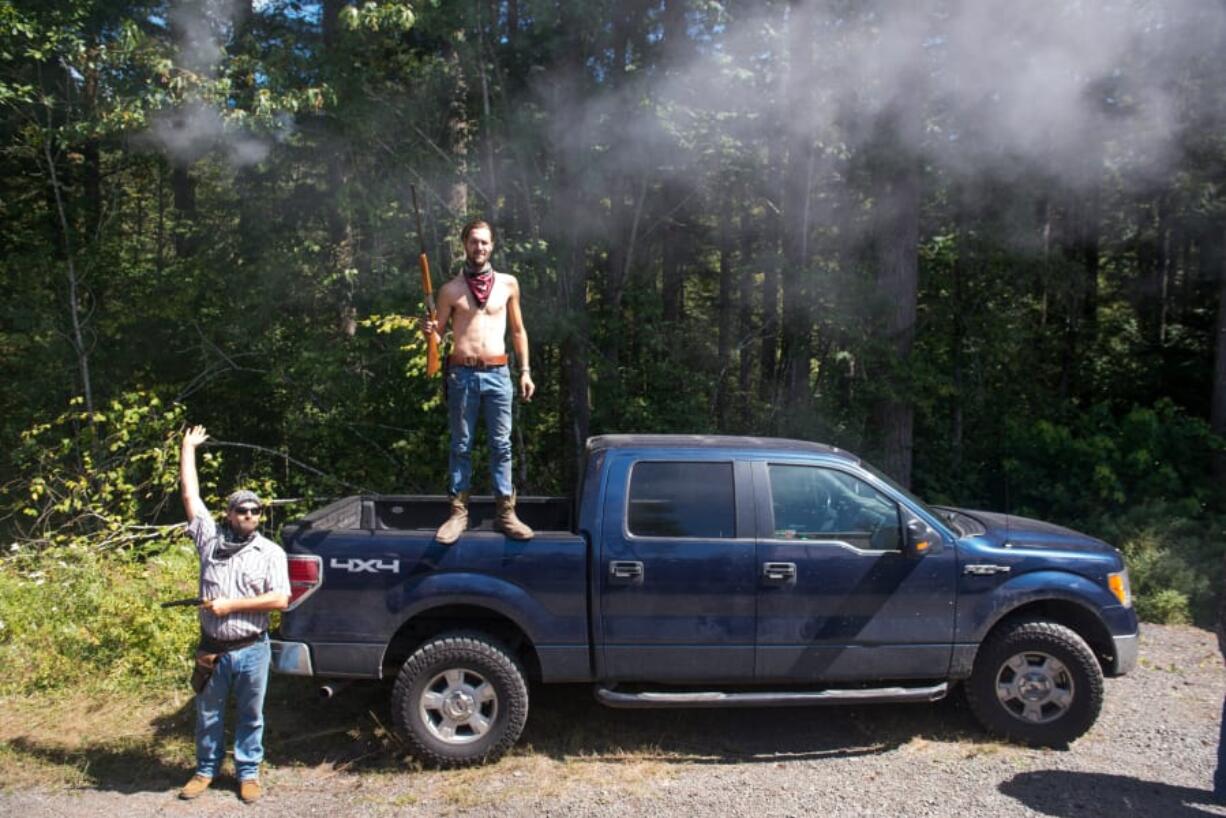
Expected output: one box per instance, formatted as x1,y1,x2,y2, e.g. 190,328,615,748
391,633,529,768
966,619,1103,748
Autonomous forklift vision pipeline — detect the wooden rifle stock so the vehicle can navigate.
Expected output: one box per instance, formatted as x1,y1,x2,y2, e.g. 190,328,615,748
411,185,441,377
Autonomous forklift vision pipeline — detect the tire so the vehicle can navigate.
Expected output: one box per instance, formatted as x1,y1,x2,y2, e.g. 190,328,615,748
965,619,1104,748
391,633,529,768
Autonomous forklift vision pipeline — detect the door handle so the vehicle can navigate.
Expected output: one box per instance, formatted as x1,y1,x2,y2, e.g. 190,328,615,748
609,560,644,582
762,562,797,582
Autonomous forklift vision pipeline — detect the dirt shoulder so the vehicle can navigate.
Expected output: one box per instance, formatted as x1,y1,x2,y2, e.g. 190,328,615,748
1,623,1223,817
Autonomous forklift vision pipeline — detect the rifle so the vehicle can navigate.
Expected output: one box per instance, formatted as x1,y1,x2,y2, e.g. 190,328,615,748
410,185,441,377
160,597,203,609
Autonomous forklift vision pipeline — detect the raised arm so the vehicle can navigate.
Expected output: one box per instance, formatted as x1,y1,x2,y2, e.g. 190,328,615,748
507,277,535,401
180,425,210,522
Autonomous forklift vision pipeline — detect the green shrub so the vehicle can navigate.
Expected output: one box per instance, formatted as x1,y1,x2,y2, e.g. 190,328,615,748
0,542,199,694
1138,589,1192,625
1104,501,1223,626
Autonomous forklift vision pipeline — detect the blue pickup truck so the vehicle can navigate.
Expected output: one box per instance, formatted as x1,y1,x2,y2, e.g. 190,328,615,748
271,435,1138,767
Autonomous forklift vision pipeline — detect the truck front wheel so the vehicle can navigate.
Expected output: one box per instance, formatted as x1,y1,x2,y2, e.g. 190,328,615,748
391,633,529,767
966,619,1104,748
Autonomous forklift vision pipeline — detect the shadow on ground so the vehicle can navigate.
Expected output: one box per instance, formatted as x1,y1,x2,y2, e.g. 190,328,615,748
4,677,987,793
999,770,1224,817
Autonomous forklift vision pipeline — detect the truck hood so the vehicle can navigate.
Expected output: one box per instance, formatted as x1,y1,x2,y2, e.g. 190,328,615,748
952,508,1117,555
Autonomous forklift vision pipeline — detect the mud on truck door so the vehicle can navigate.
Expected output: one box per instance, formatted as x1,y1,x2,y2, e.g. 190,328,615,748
598,456,758,682
753,461,958,683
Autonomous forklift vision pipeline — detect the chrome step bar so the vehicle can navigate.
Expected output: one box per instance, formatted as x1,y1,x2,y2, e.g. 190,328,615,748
594,681,948,709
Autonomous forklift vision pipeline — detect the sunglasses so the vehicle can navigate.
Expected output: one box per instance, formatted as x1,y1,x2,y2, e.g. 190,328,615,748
234,506,262,517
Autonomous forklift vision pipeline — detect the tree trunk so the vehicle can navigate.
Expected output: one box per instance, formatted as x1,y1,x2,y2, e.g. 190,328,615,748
44,140,95,419
1212,218,1226,482
171,164,197,258
871,159,920,487
324,0,357,337
551,11,591,482
759,143,782,409
952,194,968,469
602,0,648,408
660,181,686,325
445,33,470,220
716,195,734,429
869,103,921,488
778,0,816,427
81,52,102,240
658,0,691,328
738,205,756,431
506,0,518,48
156,164,166,275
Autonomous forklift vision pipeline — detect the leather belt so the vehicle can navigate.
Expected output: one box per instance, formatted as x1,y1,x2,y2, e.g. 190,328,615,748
448,353,508,369
199,631,266,653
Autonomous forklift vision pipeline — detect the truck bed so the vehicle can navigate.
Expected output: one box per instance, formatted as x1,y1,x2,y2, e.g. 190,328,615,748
282,494,575,541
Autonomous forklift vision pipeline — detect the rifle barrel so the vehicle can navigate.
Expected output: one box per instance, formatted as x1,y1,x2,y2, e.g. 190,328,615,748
160,597,203,609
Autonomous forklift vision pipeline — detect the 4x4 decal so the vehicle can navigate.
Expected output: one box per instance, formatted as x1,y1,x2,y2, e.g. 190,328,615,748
329,557,400,574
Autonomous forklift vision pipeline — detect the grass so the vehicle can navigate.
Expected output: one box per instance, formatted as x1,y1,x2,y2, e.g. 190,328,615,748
0,675,984,801
0,687,196,792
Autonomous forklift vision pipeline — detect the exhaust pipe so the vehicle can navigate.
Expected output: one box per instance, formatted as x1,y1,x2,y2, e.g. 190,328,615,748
319,681,353,700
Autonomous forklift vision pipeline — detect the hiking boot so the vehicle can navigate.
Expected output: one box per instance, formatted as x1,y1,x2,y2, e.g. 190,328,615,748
495,492,534,540
239,779,263,803
179,774,212,800
435,492,469,544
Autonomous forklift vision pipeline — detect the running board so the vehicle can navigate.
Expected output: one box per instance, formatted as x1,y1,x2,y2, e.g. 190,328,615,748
594,682,948,709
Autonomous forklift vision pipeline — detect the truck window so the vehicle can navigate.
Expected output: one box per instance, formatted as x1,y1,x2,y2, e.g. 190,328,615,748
628,461,735,539
767,464,901,550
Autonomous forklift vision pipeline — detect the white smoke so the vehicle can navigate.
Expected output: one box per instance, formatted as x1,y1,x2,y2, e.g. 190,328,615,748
544,0,1225,196
145,0,271,167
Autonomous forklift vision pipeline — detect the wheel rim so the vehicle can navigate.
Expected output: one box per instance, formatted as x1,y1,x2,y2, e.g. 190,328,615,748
419,668,499,745
994,650,1074,724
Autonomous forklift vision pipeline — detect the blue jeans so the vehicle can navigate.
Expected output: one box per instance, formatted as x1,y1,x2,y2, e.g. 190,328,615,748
448,365,514,497
195,636,271,782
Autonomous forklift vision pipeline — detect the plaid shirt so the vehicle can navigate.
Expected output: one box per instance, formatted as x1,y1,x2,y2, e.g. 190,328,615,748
188,508,290,641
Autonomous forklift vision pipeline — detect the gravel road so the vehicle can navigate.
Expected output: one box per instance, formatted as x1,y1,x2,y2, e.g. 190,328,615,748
3,623,1224,817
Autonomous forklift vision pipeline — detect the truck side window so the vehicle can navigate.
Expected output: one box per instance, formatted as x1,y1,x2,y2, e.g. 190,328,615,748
628,461,735,539
767,464,901,550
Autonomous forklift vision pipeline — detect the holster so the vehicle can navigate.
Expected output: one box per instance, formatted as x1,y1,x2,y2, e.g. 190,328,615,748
191,651,219,694
189,631,265,694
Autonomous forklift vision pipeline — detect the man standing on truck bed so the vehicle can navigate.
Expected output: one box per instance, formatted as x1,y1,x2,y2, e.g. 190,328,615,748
422,219,536,543
178,425,290,804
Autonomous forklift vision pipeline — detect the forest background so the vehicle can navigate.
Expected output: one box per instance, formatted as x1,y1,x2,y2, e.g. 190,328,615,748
1,0,1225,695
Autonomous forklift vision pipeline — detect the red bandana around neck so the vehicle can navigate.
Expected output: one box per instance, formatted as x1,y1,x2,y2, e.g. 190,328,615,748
464,264,495,308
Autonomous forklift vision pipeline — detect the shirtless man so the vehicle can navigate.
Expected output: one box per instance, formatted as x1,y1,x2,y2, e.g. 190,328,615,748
422,219,535,543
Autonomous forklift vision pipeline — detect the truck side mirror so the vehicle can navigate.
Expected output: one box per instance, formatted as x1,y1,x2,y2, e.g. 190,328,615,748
903,517,943,558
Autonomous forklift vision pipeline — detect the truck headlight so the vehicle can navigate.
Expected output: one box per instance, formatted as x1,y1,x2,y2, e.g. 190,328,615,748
1108,569,1132,608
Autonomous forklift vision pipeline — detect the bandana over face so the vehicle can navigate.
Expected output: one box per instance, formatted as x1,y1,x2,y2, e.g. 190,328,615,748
464,263,495,309
215,524,256,559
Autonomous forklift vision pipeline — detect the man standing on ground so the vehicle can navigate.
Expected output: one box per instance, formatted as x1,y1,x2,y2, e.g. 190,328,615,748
178,425,290,804
422,219,535,543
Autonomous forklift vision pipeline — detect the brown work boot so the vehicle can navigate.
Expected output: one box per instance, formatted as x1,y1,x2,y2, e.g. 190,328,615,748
179,774,212,800
495,492,534,540
435,492,469,544
239,779,263,803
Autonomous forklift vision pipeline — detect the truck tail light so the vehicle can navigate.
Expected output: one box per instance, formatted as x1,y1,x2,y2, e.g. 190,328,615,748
287,555,323,610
